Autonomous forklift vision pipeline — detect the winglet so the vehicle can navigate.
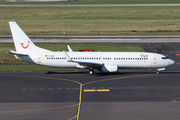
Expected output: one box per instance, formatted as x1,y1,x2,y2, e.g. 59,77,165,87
63,51,73,62
67,45,73,52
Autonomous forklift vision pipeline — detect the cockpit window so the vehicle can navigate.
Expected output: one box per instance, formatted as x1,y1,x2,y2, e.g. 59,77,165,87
162,56,168,59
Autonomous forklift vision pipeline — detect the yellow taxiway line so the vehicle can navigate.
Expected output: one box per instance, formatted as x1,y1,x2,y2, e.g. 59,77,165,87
83,89,110,92
97,89,110,92
83,89,96,92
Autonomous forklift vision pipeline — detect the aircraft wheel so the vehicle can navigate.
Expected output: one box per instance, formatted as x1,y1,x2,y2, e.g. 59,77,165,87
89,70,94,75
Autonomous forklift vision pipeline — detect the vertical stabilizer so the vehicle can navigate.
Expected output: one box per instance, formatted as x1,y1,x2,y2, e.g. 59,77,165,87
9,22,37,53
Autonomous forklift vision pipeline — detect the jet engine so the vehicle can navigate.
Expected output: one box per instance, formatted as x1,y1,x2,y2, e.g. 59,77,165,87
101,63,118,72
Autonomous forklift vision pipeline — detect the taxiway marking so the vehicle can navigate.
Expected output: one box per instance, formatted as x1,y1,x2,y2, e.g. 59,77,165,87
83,89,96,92
83,89,110,92
39,88,44,90
97,89,110,92
26,76,82,120
22,86,180,91
0,104,79,114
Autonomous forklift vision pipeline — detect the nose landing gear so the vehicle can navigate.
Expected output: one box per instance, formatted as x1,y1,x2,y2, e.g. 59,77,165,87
89,70,94,75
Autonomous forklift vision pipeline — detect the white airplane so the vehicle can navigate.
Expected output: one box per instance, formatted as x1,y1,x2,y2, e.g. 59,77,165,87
9,22,175,75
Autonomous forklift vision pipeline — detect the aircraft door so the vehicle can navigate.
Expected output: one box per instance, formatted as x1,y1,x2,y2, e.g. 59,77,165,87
153,55,157,64
37,55,41,63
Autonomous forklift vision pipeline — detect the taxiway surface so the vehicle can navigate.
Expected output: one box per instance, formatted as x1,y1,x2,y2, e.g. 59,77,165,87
0,65,180,120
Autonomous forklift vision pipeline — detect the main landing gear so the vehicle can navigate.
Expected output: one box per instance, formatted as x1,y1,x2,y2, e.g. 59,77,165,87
156,69,159,74
89,68,94,75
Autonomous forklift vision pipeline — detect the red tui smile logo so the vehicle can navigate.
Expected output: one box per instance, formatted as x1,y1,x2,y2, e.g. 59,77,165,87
20,41,30,49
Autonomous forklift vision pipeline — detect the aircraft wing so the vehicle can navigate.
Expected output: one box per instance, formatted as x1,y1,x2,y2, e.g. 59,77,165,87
63,51,103,68
9,50,28,56
75,61,103,68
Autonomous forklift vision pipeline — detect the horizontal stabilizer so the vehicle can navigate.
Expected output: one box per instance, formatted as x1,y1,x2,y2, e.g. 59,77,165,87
9,50,28,56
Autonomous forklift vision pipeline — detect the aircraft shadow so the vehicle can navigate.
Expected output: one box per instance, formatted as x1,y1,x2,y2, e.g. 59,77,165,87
46,71,89,75
96,72,178,76
46,71,180,76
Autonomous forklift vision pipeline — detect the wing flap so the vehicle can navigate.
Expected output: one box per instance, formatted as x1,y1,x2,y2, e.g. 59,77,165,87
76,61,102,67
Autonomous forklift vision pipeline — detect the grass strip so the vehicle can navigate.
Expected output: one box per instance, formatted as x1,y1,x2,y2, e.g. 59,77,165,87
1,0,180,4
0,6,180,35
0,65,80,71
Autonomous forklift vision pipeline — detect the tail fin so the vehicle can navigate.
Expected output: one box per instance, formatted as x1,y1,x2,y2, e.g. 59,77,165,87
9,22,37,53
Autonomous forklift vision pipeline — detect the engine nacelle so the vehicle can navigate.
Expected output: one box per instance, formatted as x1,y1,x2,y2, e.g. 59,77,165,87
101,63,118,73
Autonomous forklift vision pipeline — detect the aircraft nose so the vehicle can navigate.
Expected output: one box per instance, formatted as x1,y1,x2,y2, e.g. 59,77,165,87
168,59,175,65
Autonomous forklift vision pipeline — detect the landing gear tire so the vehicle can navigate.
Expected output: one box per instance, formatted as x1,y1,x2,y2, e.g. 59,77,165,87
156,71,159,74
89,70,94,75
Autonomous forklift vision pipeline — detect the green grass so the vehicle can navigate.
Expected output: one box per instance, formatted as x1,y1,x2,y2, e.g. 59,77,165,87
0,7,180,35
0,65,80,71
0,43,143,65
1,0,180,4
